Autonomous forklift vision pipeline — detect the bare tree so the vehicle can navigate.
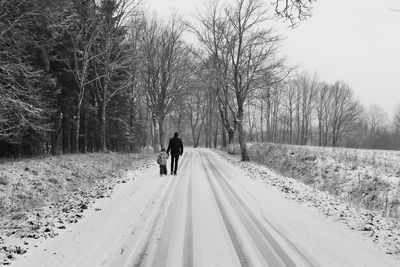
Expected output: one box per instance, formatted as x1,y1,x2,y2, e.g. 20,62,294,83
329,81,362,147
125,13,146,151
273,0,316,26
363,104,390,149
314,82,330,146
393,104,400,149
183,78,206,148
220,0,287,160
61,1,99,152
94,0,140,151
294,72,318,145
192,0,287,160
140,15,190,150
394,105,400,132
282,81,296,143
189,3,237,153
366,104,389,133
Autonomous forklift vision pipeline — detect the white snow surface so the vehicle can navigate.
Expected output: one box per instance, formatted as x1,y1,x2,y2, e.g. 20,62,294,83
10,148,400,267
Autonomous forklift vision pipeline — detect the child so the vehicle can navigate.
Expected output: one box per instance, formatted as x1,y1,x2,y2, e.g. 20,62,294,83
157,148,168,176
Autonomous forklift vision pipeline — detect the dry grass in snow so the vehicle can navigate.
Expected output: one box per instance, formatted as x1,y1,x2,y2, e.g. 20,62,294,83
231,143,400,218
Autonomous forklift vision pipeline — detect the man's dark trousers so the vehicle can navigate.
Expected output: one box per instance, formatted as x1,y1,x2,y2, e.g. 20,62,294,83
171,155,179,174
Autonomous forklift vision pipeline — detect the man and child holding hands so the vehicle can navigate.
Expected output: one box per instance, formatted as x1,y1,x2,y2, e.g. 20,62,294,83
157,132,183,176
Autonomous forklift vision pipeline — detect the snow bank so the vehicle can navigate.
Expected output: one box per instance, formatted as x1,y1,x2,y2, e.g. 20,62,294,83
0,152,155,265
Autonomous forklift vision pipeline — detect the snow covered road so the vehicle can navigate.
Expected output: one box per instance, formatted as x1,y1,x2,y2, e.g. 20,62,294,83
11,149,398,267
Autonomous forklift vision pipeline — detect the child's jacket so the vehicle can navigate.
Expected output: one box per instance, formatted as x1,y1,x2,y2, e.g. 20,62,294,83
157,151,168,165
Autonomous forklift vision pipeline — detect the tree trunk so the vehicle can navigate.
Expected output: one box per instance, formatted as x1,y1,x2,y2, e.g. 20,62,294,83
177,110,182,133
272,100,279,142
158,117,165,150
237,106,250,161
129,88,135,152
99,102,107,152
62,116,69,153
309,111,313,146
145,102,151,152
51,113,63,155
228,128,234,154
191,123,196,148
208,96,213,147
247,106,252,142
75,105,81,153
296,103,300,145
222,123,227,147
195,123,204,148
318,112,322,146
324,118,329,146
266,89,271,142
289,115,293,144
83,111,87,153
260,99,264,142
213,118,218,148
152,117,157,153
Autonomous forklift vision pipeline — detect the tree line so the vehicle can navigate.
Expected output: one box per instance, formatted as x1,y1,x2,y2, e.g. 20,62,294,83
1,0,146,156
244,71,400,150
1,0,398,160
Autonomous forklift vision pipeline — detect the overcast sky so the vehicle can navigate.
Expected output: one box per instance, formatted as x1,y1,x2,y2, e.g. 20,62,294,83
145,0,400,116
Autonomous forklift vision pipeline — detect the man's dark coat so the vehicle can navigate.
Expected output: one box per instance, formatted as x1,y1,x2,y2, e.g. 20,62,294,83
167,137,183,156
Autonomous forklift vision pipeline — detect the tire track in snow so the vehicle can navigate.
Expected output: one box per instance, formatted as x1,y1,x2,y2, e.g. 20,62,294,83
199,152,252,267
205,155,293,266
202,150,315,267
131,155,189,267
131,178,178,267
105,175,167,267
208,151,318,266
183,151,194,267
149,152,192,266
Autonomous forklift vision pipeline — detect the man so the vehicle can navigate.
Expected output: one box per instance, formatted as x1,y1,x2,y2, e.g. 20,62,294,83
166,132,183,175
